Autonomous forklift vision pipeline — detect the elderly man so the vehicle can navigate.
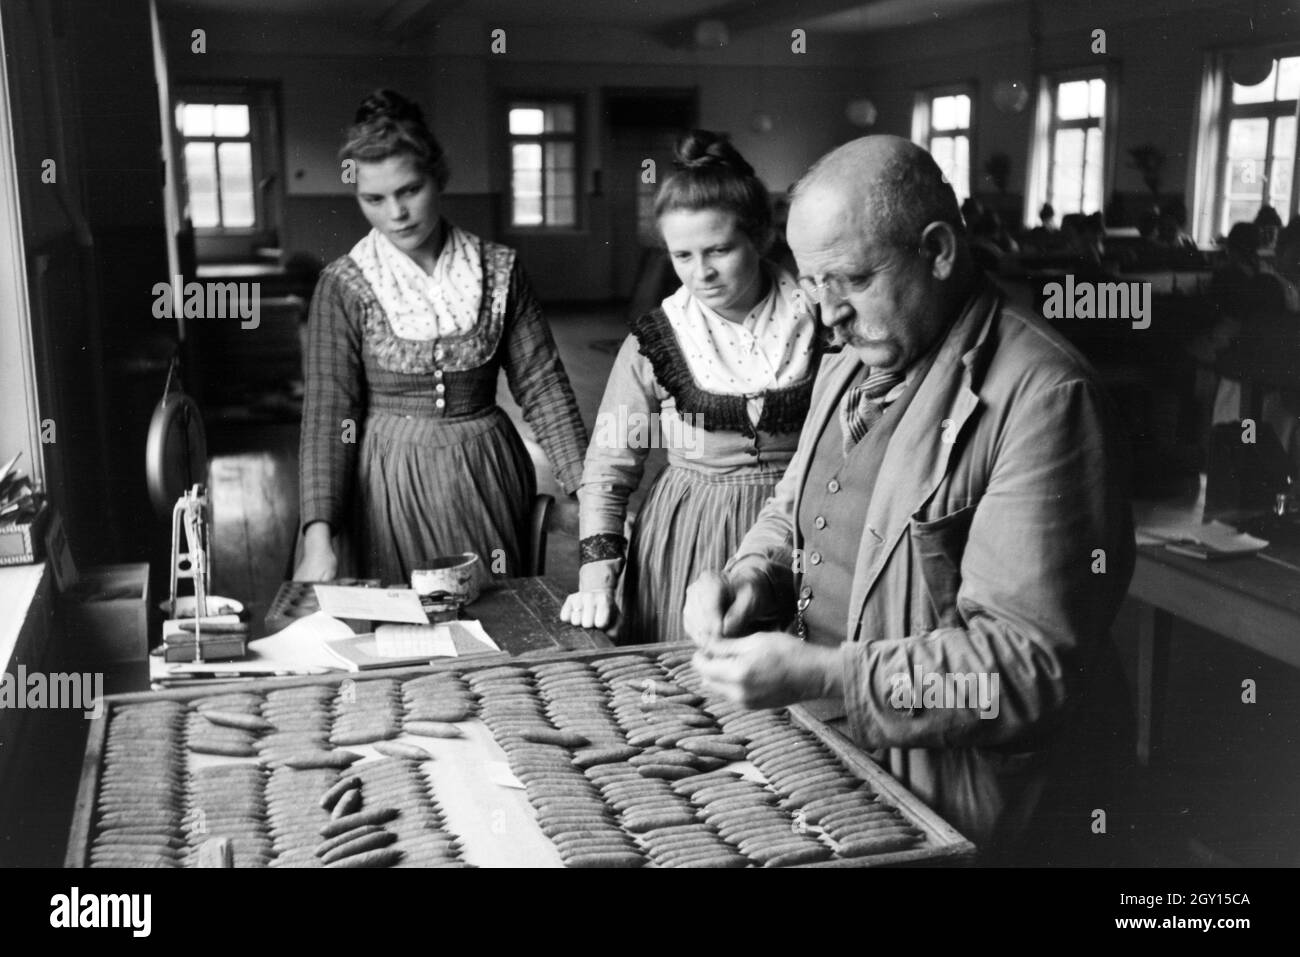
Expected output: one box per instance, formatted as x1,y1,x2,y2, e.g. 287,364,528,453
683,136,1135,865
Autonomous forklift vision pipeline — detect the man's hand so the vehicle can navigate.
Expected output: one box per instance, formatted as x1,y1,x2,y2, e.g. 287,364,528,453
560,589,617,630
693,633,844,709
682,567,776,646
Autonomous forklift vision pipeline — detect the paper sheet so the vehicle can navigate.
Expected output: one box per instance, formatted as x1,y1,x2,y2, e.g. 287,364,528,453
314,584,429,623
244,610,354,670
449,620,500,653
375,623,458,658
485,761,526,790
1136,516,1268,555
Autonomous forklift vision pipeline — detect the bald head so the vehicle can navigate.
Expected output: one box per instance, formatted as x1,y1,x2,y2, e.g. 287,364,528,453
786,136,973,373
792,135,962,252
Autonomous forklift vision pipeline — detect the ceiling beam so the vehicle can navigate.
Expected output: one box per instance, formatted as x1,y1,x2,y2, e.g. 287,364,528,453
376,0,452,36
654,0,871,47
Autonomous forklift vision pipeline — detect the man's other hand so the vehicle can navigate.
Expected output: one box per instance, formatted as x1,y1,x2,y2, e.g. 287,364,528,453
693,633,843,709
682,567,776,646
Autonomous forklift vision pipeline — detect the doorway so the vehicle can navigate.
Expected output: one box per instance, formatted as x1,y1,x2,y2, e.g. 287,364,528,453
601,89,698,303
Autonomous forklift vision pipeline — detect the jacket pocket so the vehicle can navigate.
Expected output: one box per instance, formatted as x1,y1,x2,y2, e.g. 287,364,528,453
909,503,977,628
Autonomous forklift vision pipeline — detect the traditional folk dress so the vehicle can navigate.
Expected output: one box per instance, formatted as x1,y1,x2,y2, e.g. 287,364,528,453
577,265,821,643
299,222,587,587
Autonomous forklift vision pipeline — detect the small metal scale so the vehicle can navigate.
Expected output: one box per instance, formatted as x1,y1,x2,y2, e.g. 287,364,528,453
147,357,247,663
163,484,246,663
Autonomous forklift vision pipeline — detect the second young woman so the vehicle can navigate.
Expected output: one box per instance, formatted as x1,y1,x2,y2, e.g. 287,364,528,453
561,131,822,643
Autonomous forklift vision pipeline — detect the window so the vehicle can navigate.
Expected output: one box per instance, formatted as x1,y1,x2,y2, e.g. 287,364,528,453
913,88,972,203
175,100,257,229
1046,76,1107,216
507,100,578,228
1216,54,1299,235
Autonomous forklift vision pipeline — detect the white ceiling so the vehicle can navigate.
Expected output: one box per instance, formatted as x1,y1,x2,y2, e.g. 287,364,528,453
156,0,1022,33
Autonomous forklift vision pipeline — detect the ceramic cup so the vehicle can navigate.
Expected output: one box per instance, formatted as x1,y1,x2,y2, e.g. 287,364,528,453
410,552,481,605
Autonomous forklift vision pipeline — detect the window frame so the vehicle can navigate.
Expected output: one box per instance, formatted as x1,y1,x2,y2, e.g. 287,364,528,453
912,81,977,203
1213,45,1300,238
0,10,43,494
501,93,585,234
1041,67,1117,219
172,86,267,236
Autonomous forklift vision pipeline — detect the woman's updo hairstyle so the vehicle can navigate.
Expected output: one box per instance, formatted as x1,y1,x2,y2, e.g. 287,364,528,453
654,130,773,253
340,89,450,191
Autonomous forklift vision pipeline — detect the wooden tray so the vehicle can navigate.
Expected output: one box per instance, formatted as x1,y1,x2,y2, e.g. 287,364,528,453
67,643,975,868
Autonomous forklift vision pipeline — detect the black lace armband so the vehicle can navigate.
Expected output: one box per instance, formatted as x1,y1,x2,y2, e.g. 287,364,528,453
580,533,627,564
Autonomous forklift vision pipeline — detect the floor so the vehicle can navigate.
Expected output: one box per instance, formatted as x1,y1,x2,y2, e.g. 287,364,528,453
192,299,1299,868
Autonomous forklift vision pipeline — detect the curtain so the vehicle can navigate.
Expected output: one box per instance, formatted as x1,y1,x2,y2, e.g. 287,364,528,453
911,92,930,149
1189,52,1225,245
1022,76,1053,228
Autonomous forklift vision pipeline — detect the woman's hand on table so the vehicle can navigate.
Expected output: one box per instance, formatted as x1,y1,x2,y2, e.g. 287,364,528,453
294,522,338,582
560,589,618,630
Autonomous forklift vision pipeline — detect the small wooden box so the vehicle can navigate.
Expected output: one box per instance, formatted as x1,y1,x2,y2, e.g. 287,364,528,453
61,563,151,666
0,501,49,566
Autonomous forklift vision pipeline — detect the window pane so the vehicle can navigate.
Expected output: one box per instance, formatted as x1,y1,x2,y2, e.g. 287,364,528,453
1050,128,1085,214
546,141,574,173
1083,126,1104,214
545,166,574,200
509,108,544,135
513,196,542,226
1270,115,1295,209
1056,80,1091,120
183,142,219,227
1088,78,1106,118
546,195,575,226
932,95,958,131
512,142,542,172
218,142,254,227
931,134,968,200
1227,115,1270,169
513,180,542,225
1279,56,1300,101
1222,117,1270,233
545,104,576,134
512,143,543,225
545,165,574,199
213,104,250,137
1232,58,1278,104
930,135,955,176
954,94,970,129
181,103,214,137
953,134,970,203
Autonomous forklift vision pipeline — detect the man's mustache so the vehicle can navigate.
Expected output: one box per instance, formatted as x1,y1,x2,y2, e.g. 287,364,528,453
817,323,848,353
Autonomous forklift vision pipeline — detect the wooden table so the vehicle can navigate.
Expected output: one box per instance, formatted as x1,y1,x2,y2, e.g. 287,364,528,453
465,576,611,656
136,576,609,692
1129,542,1300,765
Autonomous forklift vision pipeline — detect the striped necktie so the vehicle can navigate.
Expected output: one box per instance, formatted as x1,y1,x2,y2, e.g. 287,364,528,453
840,370,905,456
